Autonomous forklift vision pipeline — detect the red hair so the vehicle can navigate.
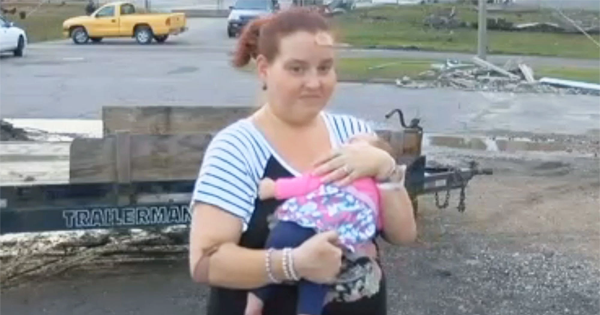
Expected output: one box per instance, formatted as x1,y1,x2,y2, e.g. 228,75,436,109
232,7,332,68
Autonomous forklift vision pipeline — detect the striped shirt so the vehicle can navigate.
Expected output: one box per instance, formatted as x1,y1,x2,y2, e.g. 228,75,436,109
192,112,374,231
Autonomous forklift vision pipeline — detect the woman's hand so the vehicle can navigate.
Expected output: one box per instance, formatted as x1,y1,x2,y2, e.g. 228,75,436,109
292,230,343,284
312,141,394,186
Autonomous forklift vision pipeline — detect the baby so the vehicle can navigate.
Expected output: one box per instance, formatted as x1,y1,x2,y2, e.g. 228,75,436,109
245,134,401,315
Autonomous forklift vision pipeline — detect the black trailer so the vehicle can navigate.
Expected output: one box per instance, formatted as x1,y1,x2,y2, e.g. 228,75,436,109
0,107,492,235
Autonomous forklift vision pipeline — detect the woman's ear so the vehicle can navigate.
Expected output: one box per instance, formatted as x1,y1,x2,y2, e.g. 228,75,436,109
256,55,269,84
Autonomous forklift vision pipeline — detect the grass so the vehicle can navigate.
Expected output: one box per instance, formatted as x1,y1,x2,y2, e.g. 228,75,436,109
335,58,435,81
335,57,600,84
331,5,600,59
239,58,600,84
1,3,86,43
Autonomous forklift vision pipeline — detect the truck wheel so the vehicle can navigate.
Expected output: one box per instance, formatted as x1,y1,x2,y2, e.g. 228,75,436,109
227,28,235,38
90,37,103,43
71,26,89,45
135,25,154,45
13,36,25,57
154,35,168,43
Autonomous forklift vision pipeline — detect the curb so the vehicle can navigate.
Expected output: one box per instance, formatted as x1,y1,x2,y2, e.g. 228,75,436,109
172,9,229,18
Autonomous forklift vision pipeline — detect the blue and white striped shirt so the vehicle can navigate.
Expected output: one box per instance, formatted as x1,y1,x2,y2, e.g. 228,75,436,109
192,112,373,230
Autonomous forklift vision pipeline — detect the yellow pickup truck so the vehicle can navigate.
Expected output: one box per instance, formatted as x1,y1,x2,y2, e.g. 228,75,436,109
62,1,187,45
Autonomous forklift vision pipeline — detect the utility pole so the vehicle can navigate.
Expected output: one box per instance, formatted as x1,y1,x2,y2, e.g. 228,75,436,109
477,0,487,60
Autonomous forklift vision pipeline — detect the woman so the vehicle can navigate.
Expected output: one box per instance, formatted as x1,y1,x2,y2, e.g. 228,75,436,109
188,8,417,315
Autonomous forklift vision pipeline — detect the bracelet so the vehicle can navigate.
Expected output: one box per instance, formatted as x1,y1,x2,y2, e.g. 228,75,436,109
377,164,407,190
282,248,292,281
265,248,281,284
284,248,300,281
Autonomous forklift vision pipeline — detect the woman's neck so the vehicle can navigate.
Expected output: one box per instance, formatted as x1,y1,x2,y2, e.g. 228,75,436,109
255,105,321,132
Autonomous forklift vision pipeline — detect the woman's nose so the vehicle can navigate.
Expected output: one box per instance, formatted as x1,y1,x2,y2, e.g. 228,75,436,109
304,70,322,89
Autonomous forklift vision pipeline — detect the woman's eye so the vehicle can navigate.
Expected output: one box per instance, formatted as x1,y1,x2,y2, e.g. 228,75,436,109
318,65,332,73
290,66,303,73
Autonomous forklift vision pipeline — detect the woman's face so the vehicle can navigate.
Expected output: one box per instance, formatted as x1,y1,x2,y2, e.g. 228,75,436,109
257,30,337,123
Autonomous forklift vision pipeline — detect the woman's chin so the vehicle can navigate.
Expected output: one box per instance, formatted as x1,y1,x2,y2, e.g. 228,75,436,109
298,98,327,111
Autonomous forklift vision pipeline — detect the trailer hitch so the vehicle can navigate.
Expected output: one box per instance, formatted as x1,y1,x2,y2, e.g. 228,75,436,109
385,108,493,213
430,161,493,213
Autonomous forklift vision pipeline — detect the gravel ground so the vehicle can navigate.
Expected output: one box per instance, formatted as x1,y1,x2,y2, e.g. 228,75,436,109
1,141,598,315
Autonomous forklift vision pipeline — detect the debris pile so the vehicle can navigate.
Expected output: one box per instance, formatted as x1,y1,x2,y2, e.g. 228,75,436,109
424,6,462,29
1,119,30,141
0,226,190,289
395,57,600,95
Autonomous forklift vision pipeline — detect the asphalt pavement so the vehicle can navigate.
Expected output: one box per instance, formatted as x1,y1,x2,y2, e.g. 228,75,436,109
1,18,599,137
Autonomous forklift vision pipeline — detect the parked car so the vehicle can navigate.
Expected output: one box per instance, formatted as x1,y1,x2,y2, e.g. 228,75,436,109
62,1,187,45
0,14,27,57
227,0,280,38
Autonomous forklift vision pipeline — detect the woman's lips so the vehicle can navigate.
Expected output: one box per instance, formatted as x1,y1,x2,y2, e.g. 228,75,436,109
300,94,322,99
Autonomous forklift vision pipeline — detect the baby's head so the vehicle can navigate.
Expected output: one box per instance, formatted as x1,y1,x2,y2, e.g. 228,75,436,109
349,133,394,156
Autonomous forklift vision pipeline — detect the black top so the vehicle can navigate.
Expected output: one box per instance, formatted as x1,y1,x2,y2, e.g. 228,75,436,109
205,157,387,315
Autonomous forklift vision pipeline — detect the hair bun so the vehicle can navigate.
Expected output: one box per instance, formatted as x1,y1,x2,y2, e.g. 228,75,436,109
232,17,272,68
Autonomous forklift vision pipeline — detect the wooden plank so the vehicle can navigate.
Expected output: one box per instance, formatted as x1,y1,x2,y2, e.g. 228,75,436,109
115,131,131,184
102,106,254,136
472,56,520,80
69,130,414,184
69,133,214,183
518,63,536,83
69,137,116,183
80,106,423,184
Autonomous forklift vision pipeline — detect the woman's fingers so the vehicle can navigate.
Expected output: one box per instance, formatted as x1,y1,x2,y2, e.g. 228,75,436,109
335,171,357,187
319,167,350,184
312,150,340,168
312,155,345,177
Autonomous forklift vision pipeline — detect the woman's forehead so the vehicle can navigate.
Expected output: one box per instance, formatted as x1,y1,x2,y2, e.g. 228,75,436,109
277,31,335,61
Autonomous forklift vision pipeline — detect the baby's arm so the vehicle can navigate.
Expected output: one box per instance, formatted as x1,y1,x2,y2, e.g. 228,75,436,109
258,174,323,200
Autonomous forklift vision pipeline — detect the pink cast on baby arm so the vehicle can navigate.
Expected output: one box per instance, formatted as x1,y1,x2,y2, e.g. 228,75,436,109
273,173,324,200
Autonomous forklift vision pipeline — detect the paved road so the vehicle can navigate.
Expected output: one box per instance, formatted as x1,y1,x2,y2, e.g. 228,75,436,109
1,18,599,137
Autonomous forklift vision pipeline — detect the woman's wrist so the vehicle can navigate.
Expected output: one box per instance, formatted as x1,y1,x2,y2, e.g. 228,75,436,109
375,152,396,181
265,248,301,284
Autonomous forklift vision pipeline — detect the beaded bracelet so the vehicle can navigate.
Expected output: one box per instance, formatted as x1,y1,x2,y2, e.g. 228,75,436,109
281,248,301,282
282,248,292,281
286,248,300,281
265,248,281,284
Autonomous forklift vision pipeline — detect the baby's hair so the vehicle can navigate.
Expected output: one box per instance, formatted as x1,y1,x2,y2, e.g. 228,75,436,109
350,133,395,157
371,138,395,156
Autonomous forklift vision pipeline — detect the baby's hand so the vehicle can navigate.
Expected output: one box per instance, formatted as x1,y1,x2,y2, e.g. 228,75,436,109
258,178,276,200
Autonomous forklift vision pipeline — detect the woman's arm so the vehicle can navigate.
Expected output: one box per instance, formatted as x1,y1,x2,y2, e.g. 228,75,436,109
189,202,288,288
189,202,344,288
378,185,417,245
